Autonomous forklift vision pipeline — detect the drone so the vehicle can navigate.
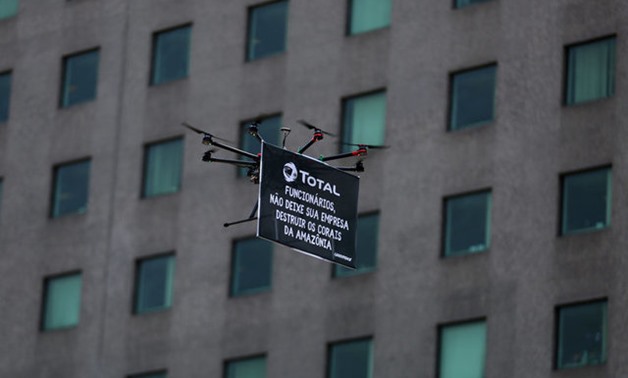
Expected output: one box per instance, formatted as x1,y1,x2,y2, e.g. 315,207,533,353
182,118,387,227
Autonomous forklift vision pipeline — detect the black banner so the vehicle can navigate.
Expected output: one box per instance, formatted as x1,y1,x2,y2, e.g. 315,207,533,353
257,143,359,268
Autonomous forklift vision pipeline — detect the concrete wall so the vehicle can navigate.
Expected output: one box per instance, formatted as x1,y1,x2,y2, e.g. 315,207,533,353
1,0,627,377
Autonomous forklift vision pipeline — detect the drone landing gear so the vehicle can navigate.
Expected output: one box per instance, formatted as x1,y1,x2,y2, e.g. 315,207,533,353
223,201,258,228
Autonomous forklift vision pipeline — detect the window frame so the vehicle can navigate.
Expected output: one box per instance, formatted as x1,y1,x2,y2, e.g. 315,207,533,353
436,317,487,378
132,252,176,315
326,336,374,378
333,211,380,278
141,136,184,199
223,353,267,378
340,88,387,153
447,62,497,131
441,188,492,258
149,23,193,86
49,157,91,219
245,0,289,62
229,236,274,297
40,270,83,332
59,47,100,108
345,0,391,36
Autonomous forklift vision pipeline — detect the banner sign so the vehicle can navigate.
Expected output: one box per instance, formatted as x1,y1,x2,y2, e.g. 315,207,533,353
257,142,359,268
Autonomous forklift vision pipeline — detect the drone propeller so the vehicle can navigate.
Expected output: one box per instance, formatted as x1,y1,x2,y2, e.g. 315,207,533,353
181,122,233,143
297,120,337,137
341,142,390,150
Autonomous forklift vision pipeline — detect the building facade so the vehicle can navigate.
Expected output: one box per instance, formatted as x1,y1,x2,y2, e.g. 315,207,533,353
0,0,627,377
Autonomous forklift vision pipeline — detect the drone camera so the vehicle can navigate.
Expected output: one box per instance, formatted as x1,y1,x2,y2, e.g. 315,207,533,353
202,135,211,145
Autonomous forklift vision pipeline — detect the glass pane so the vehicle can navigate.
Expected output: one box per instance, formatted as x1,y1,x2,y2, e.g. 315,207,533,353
444,191,491,256
152,25,191,85
328,339,373,378
439,321,486,378
61,50,99,107
135,255,175,313
231,238,273,296
349,0,391,35
52,160,90,218
567,38,616,105
226,356,267,378
0,0,18,19
455,0,493,9
558,301,607,369
43,273,82,330
0,71,11,122
247,1,288,61
342,91,387,152
562,168,611,234
239,115,282,176
143,139,183,197
334,213,379,277
450,65,496,130
129,372,167,378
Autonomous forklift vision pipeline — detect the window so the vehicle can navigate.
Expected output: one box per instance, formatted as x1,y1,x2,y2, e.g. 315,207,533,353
246,1,288,61
128,371,168,378
561,167,611,235
60,49,99,108
328,338,373,378
565,37,616,105
0,71,11,122
151,25,192,85
0,178,3,217
0,0,18,20
454,0,492,9
438,320,487,378
347,0,391,35
142,138,183,198
443,190,491,257
51,159,90,218
42,272,82,331
341,91,386,152
225,355,267,378
230,237,273,296
239,115,282,176
556,300,607,369
449,64,496,131
334,212,379,277
134,254,175,314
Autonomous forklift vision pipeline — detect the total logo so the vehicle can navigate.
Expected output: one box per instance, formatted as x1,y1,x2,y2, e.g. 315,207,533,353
282,162,340,197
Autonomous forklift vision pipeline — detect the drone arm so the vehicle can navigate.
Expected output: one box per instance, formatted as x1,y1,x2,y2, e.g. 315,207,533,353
321,147,368,162
208,138,260,161
204,156,258,167
297,130,324,154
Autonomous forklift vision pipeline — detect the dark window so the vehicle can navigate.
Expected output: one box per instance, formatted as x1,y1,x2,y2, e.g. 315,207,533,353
128,371,168,378
246,1,288,61
151,25,192,85
341,91,386,152
51,159,90,218
230,238,273,296
134,254,175,314
439,320,487,378
0,0,18,19
0,71,12,122
565,37,616,105
561,167,611,235
42,272,82,331
0,178,3,219
328,338,373,378
224,355,267,378
556,300,607,369
449,64,496,131
239,115,282,176
60,49,99,107
334,212,379,277
454,0,493,9
142,138,183,198
347,0,391,35
443,190,491,257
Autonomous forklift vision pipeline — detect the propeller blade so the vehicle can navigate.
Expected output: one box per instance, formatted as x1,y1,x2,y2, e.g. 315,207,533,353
341,142,390,150
297,120,336,137
181,122,233,143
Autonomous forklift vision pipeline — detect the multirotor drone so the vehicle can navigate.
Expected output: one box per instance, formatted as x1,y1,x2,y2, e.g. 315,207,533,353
182,118,387,227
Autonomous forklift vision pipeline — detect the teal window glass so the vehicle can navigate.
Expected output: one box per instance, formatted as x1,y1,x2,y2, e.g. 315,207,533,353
328,338,373,378
334,213,379,277
230,238,273,296
341,91,387,152
348,0,391,35
0,0,18,20
60,49,99,108
455,0,493,9
143,138,183,198
128,371,167,378
566,38,616,105
42,272,82,331
557,301,607,369
239,115,282,176
151,25,191,85
443,190,491,257
561,167,611,235
51,160,90,218
450,65,496,130
0,71,11,122
225,356,267,378
439,321,487,378
246,1,288,61
134,254,175,314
